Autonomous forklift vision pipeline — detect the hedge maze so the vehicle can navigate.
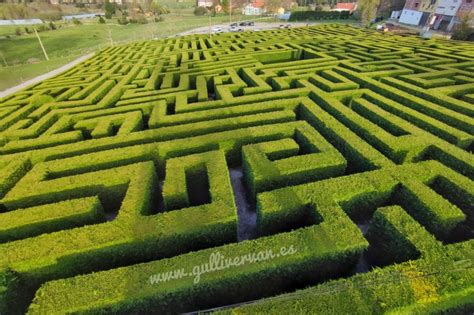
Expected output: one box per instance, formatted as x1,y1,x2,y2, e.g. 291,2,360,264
0,24,473,313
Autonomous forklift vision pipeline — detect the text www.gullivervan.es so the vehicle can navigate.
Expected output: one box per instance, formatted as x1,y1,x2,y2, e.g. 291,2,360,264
149,245,297,285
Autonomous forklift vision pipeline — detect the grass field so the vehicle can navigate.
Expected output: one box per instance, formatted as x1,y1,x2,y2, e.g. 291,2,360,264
0,55,78,91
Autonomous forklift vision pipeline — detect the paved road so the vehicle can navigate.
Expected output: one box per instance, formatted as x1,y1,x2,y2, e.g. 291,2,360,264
176,21,310,36
0,52,94,99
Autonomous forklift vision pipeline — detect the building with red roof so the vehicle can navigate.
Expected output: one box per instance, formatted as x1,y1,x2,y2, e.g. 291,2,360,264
334,3,358,12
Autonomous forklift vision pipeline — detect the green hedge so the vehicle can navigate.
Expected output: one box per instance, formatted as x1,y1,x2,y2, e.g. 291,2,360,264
289,10,350,21
0,24,473,314
0,197,104,243
242,123,346,199
28,216,366,314
222,206,472,314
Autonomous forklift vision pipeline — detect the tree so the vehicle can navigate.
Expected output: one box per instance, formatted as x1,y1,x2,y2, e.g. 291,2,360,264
358,0,380,27
104,0,116,19
72,17,82,25
128,0,139,20
222,0,235,14
451,13,473,41
150,1,170,15
194,6,208,16
266,0,281,13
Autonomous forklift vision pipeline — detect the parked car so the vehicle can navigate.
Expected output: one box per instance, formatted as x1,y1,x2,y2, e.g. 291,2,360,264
239,22,248,26
248,21,254,26
212,27,223,33
230,23,238,28
371,16,384,23
230,27,244,32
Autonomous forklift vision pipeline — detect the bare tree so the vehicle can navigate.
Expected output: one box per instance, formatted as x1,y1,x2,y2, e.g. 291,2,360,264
359,0,380,27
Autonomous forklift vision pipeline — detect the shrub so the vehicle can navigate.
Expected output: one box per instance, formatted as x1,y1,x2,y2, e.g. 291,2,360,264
150,3,170,15
105,0,116,18
36,25,49,32
72,18,82,25
194,6,209,16
130,15,148,24
451,13,474,41
98,16,106,24
118,16,129,25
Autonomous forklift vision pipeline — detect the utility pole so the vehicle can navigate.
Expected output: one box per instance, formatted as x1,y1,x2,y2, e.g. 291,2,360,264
229,0,232,23
108,29,114,46
34,27,49,61
208,9,212,38
0,52,7,67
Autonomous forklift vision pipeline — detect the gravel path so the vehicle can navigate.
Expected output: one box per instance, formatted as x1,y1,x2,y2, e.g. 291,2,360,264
0,52,94,99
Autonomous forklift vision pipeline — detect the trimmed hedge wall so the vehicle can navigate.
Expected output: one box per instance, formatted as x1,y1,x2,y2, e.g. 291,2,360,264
0,24,472,314
289,10,350,21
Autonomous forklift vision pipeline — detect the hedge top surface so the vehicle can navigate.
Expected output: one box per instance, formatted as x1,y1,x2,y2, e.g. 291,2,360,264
0,24,473,314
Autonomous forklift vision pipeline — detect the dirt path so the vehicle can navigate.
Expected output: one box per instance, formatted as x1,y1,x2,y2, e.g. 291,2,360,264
0,52,94,99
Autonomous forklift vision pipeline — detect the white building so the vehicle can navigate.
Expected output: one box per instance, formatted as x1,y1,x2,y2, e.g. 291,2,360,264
396,0,472,31
197,0,213,7
398,8,426,25
0,19,43,26
243,4,265,15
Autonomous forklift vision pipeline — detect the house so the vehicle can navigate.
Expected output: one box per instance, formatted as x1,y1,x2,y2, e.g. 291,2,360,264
398,0,435,26
397,0,472,31
243,4,265,15
243,0,265,15
431,0,463,30
62,13,104,21
333,2,357,13
197,0,214,7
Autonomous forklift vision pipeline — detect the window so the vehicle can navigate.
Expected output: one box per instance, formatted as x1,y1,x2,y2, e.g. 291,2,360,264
414,2,419,7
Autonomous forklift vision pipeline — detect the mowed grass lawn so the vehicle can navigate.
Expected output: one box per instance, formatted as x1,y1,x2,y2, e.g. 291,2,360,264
0,12,260,91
